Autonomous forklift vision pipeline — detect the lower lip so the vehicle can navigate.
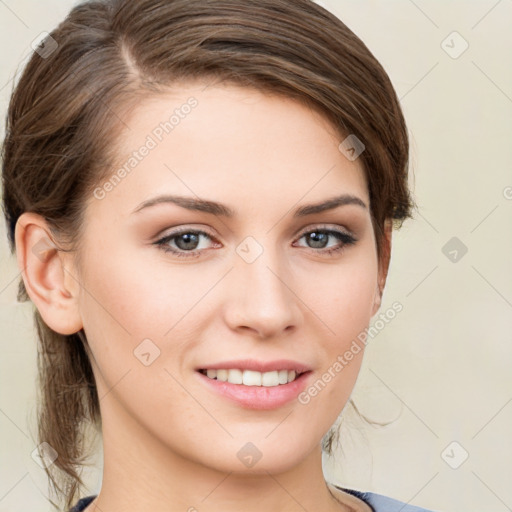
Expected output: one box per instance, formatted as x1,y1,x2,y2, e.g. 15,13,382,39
196,370,312,410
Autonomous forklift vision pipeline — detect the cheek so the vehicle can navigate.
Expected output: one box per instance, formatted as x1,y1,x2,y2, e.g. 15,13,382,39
303,253,379,343
76,240,222,408
76,246,204,430
80,242,203,340
299,251,378,400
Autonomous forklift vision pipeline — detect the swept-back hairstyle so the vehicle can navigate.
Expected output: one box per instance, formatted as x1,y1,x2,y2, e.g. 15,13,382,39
1,0,414,509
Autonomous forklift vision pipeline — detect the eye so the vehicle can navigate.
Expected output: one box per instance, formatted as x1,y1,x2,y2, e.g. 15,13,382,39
294,226,357,256
153,229,218,258
153,225,357,259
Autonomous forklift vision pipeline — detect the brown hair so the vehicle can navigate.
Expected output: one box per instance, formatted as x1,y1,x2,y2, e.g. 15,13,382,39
1,0,415,509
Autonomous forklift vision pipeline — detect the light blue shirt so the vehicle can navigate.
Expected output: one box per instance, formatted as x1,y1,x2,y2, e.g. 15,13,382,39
336,485,438,511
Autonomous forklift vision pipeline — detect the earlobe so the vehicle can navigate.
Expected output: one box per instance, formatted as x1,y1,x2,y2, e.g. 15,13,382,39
14,212,83,335
371,284,383,316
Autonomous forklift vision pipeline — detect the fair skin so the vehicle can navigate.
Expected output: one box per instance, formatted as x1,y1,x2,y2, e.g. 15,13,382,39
16,82,391,512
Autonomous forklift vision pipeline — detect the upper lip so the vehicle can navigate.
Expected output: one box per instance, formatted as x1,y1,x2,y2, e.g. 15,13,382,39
196,359,312,374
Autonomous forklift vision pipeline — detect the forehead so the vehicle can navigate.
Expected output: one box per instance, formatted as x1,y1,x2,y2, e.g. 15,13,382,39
88,83,369,219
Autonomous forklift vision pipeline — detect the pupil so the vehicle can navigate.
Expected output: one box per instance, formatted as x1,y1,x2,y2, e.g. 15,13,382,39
309,232,327,248
177,233,199,250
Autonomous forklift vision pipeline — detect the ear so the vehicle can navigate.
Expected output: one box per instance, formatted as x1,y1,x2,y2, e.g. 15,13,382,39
371,219,393,316
14,212,83,335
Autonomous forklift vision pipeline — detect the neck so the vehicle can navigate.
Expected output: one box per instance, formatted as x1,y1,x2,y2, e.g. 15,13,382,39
85,396,359,512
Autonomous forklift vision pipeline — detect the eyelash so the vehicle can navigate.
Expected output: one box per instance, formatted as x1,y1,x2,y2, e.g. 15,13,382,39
153,226,357,259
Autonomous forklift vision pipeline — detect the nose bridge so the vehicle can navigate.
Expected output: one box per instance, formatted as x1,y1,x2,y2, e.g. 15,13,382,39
226,234,302,336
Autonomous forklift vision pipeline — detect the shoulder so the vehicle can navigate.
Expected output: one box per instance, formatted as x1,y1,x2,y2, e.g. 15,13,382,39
68,495,97,512
335,485,439,512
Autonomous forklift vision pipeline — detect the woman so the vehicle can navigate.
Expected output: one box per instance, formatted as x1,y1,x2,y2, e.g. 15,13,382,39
1,0,435,510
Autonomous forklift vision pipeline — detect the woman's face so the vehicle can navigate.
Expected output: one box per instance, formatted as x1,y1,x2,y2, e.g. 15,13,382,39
71,82,387,474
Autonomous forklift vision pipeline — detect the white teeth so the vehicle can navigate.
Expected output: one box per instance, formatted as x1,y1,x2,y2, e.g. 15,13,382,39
278,369,289,384
216,369,228,382
228,369,243,384
201,368,301,386
243,370,261,386
261,371,278,387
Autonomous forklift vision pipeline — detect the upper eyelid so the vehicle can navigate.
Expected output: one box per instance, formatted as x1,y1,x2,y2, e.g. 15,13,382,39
296,224,353,236
158,223,353,238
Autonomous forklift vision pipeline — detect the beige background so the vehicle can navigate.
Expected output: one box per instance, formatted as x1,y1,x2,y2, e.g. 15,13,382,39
1,1,511,511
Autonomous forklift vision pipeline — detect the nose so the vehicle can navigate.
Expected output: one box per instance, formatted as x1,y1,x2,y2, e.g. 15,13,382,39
223,245,303,339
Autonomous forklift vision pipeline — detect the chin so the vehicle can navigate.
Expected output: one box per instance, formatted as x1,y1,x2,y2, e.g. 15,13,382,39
200,436,315,475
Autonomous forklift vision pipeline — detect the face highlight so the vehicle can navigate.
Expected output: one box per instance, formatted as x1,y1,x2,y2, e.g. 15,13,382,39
72,83,385,477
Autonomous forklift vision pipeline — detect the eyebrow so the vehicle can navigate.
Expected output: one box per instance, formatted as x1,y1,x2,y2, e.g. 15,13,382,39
131,193,367,217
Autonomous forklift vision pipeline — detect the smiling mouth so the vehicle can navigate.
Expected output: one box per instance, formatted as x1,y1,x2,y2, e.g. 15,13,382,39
198,368,307,386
